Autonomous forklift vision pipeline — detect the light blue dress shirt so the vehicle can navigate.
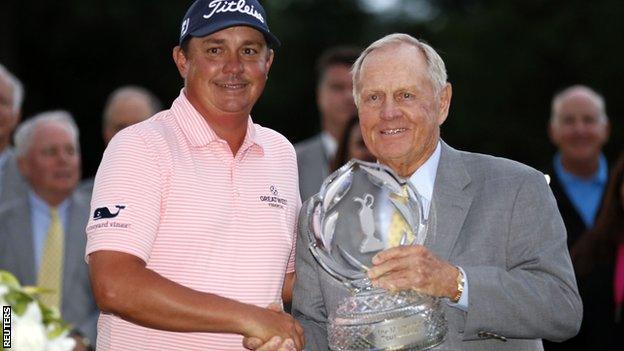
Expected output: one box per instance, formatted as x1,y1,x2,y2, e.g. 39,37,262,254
29,190,71,270
407,141,469,311
553,153,608,227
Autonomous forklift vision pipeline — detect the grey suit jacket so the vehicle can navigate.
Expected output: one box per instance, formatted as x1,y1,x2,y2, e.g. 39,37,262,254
295,134,331,203
292,142,582,351
0,149,28,204
0,190,99,343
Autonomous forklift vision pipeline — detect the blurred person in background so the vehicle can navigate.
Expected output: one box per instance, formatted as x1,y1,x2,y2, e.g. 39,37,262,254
295,46,361,202
546,85,610,249
101,85,161,145
0,63,28,203
567,151,624,351
543,85,611,351
329,115,375,172
79,85,161,196
0,111,98,350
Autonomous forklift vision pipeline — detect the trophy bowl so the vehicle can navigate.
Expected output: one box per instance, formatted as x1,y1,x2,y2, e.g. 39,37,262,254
307,159,447,351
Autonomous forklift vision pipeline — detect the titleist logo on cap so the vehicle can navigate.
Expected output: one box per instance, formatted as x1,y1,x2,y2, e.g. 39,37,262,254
203,0,265,24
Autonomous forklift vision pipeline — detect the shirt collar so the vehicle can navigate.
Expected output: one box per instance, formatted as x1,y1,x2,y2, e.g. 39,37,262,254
28,189,71,216
171,89,264,152
407,141,441,203
553,153,608,185
320,131,338,159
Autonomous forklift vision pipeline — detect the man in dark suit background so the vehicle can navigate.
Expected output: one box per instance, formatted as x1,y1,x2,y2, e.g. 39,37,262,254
295,46,360,202
0,110,98,349
546,85,610,249
544,86,611,351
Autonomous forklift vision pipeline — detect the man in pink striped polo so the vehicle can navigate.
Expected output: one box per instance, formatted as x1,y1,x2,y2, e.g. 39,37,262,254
85,0,304,350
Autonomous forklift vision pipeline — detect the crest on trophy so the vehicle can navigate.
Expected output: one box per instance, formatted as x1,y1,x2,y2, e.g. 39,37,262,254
309,159,429,291
307,159,446,351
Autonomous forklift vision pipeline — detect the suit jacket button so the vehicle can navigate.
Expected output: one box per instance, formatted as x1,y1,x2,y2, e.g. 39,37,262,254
494,334,507,342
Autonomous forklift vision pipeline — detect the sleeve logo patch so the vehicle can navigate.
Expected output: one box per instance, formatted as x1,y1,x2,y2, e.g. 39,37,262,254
93,205,126,220
87,204,130,231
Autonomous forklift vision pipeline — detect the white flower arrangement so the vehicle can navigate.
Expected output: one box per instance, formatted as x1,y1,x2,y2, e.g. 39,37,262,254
0,270,75,351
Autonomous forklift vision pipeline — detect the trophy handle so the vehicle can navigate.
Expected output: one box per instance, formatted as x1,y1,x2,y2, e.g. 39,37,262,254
308,244,363,293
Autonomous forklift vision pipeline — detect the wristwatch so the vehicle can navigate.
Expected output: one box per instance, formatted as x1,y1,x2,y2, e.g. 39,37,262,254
452,267,465,303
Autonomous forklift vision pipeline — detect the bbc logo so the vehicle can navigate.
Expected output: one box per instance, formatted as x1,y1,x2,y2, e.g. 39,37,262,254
2,306,10,348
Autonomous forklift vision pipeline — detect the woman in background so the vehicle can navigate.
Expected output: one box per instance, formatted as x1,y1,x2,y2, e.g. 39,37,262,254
330,116,375,172
572,151,624,351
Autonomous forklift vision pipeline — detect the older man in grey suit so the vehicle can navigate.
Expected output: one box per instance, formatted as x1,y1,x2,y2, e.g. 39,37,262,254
246,33,582,351
0,63,28,204
0,111,98,349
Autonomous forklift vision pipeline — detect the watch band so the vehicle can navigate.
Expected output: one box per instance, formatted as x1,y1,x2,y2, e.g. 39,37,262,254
452,267,465,303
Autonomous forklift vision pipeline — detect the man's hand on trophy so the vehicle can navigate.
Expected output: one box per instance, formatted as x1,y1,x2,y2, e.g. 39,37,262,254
367,245,459,299
242,302,303,351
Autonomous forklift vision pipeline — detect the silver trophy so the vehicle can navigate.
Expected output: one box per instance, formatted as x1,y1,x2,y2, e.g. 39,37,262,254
307,159,447,351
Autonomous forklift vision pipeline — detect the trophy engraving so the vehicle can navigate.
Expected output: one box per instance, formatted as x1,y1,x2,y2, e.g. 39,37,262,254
308,159,447,351
354,194,384,253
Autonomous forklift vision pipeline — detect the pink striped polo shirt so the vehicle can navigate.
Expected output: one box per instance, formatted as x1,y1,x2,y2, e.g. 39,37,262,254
85,90,300,350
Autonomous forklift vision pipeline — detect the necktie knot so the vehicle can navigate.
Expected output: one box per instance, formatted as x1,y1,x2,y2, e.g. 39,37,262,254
391,184,410,204
401,184,409,198
50,207,60,218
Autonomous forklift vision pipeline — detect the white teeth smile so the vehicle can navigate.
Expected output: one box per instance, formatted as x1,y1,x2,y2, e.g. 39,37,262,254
382,128,406,135
218,83,246,89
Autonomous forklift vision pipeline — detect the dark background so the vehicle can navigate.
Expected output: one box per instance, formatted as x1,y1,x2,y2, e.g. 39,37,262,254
1,0,622,178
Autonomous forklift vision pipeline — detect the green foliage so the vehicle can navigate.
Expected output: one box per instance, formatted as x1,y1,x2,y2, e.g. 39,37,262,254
0,271,19,289
0,270,72,343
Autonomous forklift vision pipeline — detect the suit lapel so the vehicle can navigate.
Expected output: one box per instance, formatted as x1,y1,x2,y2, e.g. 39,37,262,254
7,198,37,284
313,135,330,179
62,192,88,297
1,150,28,203
425,142,474,261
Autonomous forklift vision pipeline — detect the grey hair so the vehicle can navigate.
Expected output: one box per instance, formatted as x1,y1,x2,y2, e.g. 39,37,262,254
14,110,80,157
0,63,25,114
351,33,448,106
102,85,162,128
550,85,608,124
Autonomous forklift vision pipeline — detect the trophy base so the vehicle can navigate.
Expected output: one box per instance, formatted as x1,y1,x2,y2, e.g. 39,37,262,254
328,290,447,351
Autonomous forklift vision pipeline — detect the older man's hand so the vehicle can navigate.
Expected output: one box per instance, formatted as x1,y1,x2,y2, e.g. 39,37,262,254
243,336,298,351
242,302,302,351
367,245,459,298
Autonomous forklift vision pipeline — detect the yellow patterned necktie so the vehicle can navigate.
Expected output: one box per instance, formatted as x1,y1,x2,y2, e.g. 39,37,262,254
37,207,64,309
388,185,414,247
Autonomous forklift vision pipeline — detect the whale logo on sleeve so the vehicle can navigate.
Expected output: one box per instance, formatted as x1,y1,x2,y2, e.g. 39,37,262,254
93,205,126,220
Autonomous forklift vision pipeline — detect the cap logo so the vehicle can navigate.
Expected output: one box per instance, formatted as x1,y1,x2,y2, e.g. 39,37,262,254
181,18,190,36
203,0,265,24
